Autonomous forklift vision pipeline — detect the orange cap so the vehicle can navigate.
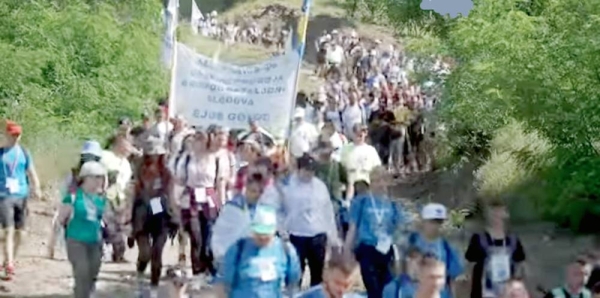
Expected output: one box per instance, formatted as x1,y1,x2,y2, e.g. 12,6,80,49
5,120,22,136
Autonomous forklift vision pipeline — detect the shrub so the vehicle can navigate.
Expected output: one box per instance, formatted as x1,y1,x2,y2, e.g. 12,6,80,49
0,0,168,184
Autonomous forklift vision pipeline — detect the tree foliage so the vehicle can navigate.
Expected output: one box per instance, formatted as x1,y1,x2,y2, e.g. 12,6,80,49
0,0,167,142
351,0,600,230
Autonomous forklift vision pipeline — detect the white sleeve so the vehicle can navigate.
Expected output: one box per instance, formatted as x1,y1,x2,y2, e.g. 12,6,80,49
370,146,382,167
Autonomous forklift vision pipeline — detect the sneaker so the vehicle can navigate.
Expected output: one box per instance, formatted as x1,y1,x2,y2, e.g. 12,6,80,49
4,264,14,280
149,286,159,298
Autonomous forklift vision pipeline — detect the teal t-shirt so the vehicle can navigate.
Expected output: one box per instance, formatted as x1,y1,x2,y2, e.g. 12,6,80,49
63,189,106,243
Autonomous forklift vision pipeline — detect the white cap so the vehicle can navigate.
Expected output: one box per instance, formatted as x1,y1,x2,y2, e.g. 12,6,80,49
293,107,305,119
331,29,339,34
421,203,447,220
78,161,107,178
81,140,102,157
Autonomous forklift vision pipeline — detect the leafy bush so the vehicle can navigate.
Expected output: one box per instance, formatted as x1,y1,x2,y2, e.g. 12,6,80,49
0,0,167,183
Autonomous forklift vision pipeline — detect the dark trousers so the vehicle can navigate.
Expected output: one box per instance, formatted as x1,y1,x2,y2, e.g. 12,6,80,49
181,209,215,275
355,243,394,298
289,233,327,286
136,231,168,286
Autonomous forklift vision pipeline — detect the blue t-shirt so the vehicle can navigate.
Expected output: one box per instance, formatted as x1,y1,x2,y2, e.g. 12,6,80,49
0,146,31,199
221,237,302,298
382,274,417,298
350,194,404,250
296,286,367,298
408,232,464,298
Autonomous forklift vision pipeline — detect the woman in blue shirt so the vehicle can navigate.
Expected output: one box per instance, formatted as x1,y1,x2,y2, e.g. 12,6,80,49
344,166,404,298
56,161,108,298
216,205,301,298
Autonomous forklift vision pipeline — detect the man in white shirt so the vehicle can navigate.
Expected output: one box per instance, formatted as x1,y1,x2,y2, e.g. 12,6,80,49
341,92,365,140
147,108,173,154
100,135,133,262
289,107,319,161
341,123,381,200
279,154,341,287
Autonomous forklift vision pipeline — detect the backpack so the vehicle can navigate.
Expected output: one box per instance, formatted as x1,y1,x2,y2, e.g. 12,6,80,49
477,232,518,258
550,287,591,298
231,237,292,287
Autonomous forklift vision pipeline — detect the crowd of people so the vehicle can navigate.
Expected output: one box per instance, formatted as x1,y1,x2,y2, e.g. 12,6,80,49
195,9,290,49
1,12,599,298
4,114,600,298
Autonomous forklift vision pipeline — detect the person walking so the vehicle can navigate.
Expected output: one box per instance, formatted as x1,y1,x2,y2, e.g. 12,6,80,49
56,161,108,298
215,205,301,298
278,154,341,287
0,120,41,279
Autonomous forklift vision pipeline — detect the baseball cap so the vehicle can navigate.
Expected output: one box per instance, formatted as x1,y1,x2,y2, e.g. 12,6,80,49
78,161,107,178
5,120,22,136
421,203,447,220
251,205,278,235
81,140,103,157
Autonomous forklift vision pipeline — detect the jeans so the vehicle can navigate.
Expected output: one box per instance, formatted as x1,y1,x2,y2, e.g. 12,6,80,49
355,243,394,298
290,233,327,287
67,239,102,298
181,209,215,275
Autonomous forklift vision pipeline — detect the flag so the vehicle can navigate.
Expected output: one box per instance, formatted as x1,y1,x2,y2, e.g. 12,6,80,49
161,0,179,68
191,0,203,35
292,0,311,57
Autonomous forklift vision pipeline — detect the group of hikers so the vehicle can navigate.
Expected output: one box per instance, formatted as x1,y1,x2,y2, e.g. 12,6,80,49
2,8,600,298
3,113,600,298
195,7,291,50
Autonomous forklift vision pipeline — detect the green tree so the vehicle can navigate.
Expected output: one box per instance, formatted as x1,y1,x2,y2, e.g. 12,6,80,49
0,0,167,182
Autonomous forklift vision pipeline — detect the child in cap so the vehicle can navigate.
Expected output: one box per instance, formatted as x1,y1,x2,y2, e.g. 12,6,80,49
407,203,464,298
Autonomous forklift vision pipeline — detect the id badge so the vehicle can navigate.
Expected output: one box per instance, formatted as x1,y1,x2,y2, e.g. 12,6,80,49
194,188,207,203
6,178,19,194
257,259,277,282
376,233,392,254
149,198,163,215
490,253,510,282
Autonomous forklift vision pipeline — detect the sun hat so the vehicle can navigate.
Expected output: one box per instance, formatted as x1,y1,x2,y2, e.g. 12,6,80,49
78,161,108,178
251,205,278,235
81,140,103,157
421,203,447,220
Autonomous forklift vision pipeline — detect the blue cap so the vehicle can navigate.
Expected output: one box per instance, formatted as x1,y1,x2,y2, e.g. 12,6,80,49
251,205,278,235
81,140,103,157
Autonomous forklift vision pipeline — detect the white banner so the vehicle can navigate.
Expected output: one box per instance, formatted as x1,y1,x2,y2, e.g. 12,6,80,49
171,43,300,139
190,0,203,35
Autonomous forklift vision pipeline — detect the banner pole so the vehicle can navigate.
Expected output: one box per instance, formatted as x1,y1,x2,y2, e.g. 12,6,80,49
284,0,312,165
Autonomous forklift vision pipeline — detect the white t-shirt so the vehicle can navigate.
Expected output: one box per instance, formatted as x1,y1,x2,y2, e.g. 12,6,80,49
327,45,344,65
341,143,381,183
289,122,319,158
100,150,132,204
341,104,364,138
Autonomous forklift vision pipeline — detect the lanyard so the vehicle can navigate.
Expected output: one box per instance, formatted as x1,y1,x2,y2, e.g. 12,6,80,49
368,193,385,226
2,146,21,177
